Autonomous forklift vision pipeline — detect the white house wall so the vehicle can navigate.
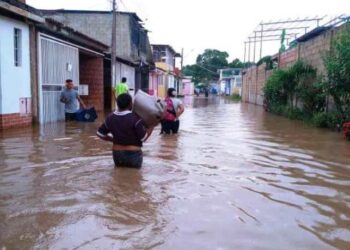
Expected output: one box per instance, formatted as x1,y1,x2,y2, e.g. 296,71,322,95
168,75,175,89
0,16,31,114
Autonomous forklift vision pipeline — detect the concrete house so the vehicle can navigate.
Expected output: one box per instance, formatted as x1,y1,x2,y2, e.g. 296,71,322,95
218,68,242,96
0,0,44,129
34,18,109,124
1,0,110,128
41,10,154,108
150,44,181,97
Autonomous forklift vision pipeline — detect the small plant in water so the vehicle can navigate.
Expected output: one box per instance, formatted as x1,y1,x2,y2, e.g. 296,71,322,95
230,94,241,101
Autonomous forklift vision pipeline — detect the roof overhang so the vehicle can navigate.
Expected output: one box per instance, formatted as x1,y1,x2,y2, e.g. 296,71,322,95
36,18,109,54
0,1,44,23
152,44,179,56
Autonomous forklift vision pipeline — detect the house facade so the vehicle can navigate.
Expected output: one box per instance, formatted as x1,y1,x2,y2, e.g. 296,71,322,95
41,10,154,107
181,77,195,96
150,44,181,97
219,68,242,96
0,0,44,129
34,19,108,123
0,0,110,128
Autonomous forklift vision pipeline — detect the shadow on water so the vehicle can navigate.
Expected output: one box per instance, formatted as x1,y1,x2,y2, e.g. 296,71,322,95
0,96,350,249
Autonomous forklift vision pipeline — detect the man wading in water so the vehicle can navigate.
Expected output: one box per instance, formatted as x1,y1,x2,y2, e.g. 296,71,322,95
60,79,86,121
96,93,154,168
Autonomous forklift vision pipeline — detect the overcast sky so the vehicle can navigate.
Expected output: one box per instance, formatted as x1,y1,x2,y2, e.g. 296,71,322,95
27,0,350,65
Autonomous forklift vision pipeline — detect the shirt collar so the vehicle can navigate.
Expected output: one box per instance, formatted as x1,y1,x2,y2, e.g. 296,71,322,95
114,110,132,116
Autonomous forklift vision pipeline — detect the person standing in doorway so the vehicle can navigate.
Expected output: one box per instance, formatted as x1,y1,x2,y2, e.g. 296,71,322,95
161,88,185,134
114,77,129,99
60,79,86,121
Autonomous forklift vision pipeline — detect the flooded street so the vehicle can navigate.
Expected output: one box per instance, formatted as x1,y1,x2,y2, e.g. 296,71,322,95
1,97,350,250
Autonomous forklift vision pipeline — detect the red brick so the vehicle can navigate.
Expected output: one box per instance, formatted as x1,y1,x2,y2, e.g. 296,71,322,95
80,56,104,111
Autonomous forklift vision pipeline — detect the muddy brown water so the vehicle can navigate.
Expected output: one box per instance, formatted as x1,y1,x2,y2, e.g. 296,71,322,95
0,96,349,250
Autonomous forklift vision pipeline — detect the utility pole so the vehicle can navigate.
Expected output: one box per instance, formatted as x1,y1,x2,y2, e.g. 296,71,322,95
111,0,117,96
181,48,184,70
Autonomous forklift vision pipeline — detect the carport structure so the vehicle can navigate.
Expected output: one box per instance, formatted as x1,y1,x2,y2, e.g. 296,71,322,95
243,16,328,64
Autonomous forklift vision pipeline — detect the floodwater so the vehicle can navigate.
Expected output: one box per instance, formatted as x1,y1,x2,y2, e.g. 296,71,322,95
1,96,350,250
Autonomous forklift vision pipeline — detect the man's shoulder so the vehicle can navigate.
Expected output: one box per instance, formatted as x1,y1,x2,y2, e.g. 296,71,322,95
62,89,78,94
129,112,144,124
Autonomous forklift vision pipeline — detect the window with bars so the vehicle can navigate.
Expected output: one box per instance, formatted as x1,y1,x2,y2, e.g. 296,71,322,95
14,28,22,67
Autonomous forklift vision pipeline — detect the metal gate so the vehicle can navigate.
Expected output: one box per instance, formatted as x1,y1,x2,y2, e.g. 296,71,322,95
38,35,79,124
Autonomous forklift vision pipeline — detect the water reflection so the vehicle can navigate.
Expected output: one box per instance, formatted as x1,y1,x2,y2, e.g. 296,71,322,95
0,97,349,249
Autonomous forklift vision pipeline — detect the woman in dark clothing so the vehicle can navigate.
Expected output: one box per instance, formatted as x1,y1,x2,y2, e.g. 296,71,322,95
161,88,185,134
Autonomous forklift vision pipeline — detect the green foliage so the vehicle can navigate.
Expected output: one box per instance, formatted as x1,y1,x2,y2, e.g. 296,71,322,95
183,50,246,84
264,61,320,111
285,107,305,120
228,58,243,68
289,40,298,49
230,94,241,101
242,62,255,68
298,81,326,114
196,49,229,69
322,26,350,119
264,69,288,106
263,27,350,135
257,56,274,70
269,105,305,120
183,49,229,84
312,112,341,129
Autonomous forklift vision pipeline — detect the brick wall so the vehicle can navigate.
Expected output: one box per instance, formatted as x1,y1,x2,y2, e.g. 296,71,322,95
79,55,104,111
298,25,345,75
242,63,271,105
242,23,347,106
0,113,32,130
299,32,331,75
242,66,256,103
279,47,298,69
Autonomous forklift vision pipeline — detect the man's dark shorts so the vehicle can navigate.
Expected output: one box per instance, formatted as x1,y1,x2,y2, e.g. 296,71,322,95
65,112,76,121
113,150,143,168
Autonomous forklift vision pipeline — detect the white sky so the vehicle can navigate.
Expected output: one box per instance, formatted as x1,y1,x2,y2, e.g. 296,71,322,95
27,0,350,65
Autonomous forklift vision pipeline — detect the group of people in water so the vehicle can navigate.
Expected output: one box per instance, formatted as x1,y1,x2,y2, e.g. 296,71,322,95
60,78,185,169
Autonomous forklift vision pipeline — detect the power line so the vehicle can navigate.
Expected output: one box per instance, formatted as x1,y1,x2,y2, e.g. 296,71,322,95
118,0,130,12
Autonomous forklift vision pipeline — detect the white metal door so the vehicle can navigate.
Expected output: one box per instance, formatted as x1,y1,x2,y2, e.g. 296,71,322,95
38,35,79,123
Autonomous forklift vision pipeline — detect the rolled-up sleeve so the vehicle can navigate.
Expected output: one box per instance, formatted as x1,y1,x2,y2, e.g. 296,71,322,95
135,119,147,142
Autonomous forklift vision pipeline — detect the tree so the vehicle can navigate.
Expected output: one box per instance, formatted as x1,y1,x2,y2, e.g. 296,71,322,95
196,49,229,70
183,49,229,84
322,25,350,120
182,64,209,85
228,58,243,68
